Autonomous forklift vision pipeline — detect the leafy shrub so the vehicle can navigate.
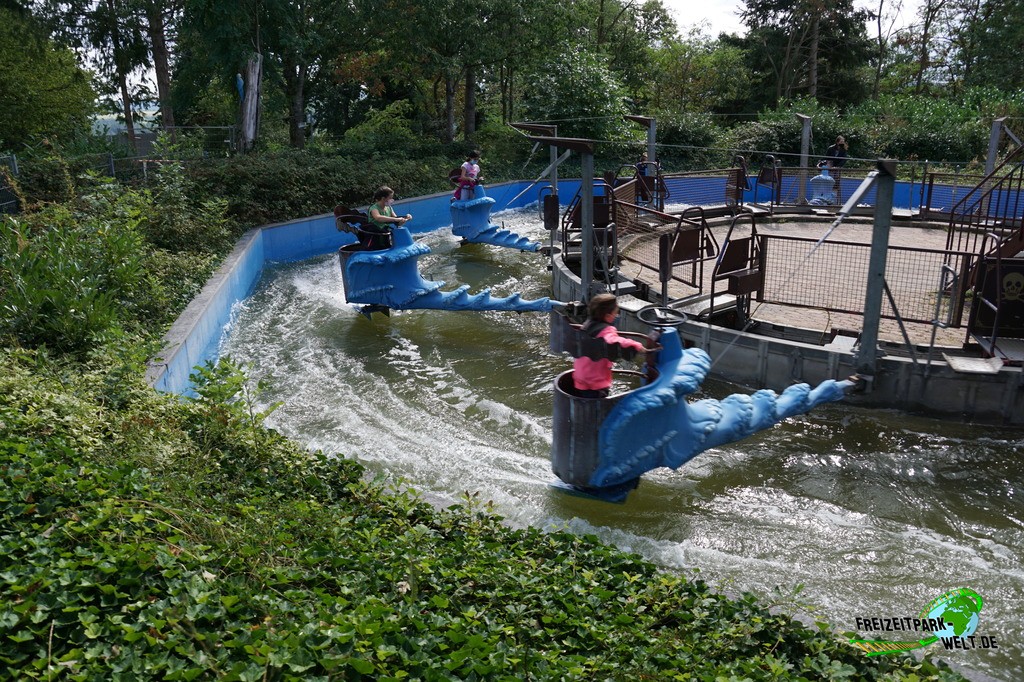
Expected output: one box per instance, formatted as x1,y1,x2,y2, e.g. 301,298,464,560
342,99,419,152
653,112,726,169
0,173,227,354
146,159,232,253
184,150,454,226
848,94,991,163
725,116,807,164
0,205,149,354
8,143,77,206
0,345,969,682
519,49,629,140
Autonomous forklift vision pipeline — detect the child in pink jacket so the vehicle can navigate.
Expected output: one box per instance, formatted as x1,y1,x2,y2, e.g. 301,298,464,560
453,150,481,200
573,293,647,398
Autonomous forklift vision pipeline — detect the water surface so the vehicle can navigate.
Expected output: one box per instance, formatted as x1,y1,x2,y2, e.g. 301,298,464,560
220,210,1021,680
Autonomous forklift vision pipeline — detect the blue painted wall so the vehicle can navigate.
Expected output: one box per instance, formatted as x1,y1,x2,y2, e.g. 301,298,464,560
148,175,936,395
150,229,266,394
149,180,563,394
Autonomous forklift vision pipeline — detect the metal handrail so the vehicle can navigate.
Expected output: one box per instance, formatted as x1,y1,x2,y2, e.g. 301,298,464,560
926,264,960,373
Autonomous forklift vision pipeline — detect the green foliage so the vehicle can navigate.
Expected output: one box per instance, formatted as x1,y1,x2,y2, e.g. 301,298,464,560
0,344,969,681
0,9,96,152
519,49,629,140
146,159,232,253
725,115,807,161
8,143,78,206
652,112,726,168
0,202,149,354
847,94,992,163
183,150,454,226
649,35,753,117
343,100,419,151
0,167,227,355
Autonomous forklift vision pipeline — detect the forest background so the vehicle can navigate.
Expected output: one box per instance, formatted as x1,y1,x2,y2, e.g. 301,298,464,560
3,0,1024,180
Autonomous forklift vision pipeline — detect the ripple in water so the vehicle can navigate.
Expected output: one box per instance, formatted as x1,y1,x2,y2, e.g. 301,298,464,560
221,208,1022,681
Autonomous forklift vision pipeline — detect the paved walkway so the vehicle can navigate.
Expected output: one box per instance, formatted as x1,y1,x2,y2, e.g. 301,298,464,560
618,218,969,348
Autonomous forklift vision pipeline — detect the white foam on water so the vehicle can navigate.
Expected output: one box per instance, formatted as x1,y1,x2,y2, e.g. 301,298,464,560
219,208,1023,681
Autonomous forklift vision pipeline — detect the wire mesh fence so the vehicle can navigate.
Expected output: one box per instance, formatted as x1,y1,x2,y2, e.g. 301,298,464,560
1,155,18,213
0,126,240,215
759,235,975,325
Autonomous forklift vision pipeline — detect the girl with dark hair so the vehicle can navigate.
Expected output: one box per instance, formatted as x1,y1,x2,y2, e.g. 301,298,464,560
453,150,482,201
363,186,412,250
572,294,647,399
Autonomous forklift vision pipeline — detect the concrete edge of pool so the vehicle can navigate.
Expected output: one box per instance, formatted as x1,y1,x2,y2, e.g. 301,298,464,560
144,180,578,394
145,174,943,397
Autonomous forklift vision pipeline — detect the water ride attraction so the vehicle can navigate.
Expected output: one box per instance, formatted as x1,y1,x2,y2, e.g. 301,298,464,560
144,119,1023,678
332,169,857,502
149,117,1023,506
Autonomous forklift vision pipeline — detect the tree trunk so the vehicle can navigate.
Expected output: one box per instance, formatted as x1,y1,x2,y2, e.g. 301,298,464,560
443,76,456,143
808,15,819,97
872,0,886,99
117,69,137,153
284,55,308,149
146,1,176,136
106,0,136,153
914,0,944,93
500,63,507,123
464,66,476,141
240,53,262,152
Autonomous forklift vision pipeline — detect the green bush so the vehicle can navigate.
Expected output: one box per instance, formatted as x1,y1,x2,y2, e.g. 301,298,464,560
725,116,807,163
146,160,232,253
8,143,78,206
184,150,454,226
0,346,968,681
0,206,148,354
0,174,226,355
653,112,727,169
848,94,991,163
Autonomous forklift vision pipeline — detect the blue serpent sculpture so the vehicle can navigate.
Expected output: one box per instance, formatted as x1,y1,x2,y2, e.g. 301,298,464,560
551,322,853,501
339,225,556,315
592,329,852,489
450,185,541,251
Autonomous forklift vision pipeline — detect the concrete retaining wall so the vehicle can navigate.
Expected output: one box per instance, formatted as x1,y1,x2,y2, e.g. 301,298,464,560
145,180,563,395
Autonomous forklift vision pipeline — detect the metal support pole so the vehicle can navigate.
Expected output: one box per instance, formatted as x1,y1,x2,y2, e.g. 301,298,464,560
857,160,897,376
646,119,656,169
549,125,559,198
986,117,1006,175
581,151,595,301
107,152,116,178
796,114,811,203
11,154,18,176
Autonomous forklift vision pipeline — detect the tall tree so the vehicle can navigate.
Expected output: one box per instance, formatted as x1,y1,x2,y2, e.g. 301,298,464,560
143,0,181,132
966,0,1024,89
0,7,96,149
738,0,872,108
649,33,752,116
181,0,264,149
36,0,151,151
866,0,903,98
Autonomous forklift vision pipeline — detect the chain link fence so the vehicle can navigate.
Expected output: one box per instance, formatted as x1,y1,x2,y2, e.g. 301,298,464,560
0,126,239,215
759,236,975,325
1,155,19,213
